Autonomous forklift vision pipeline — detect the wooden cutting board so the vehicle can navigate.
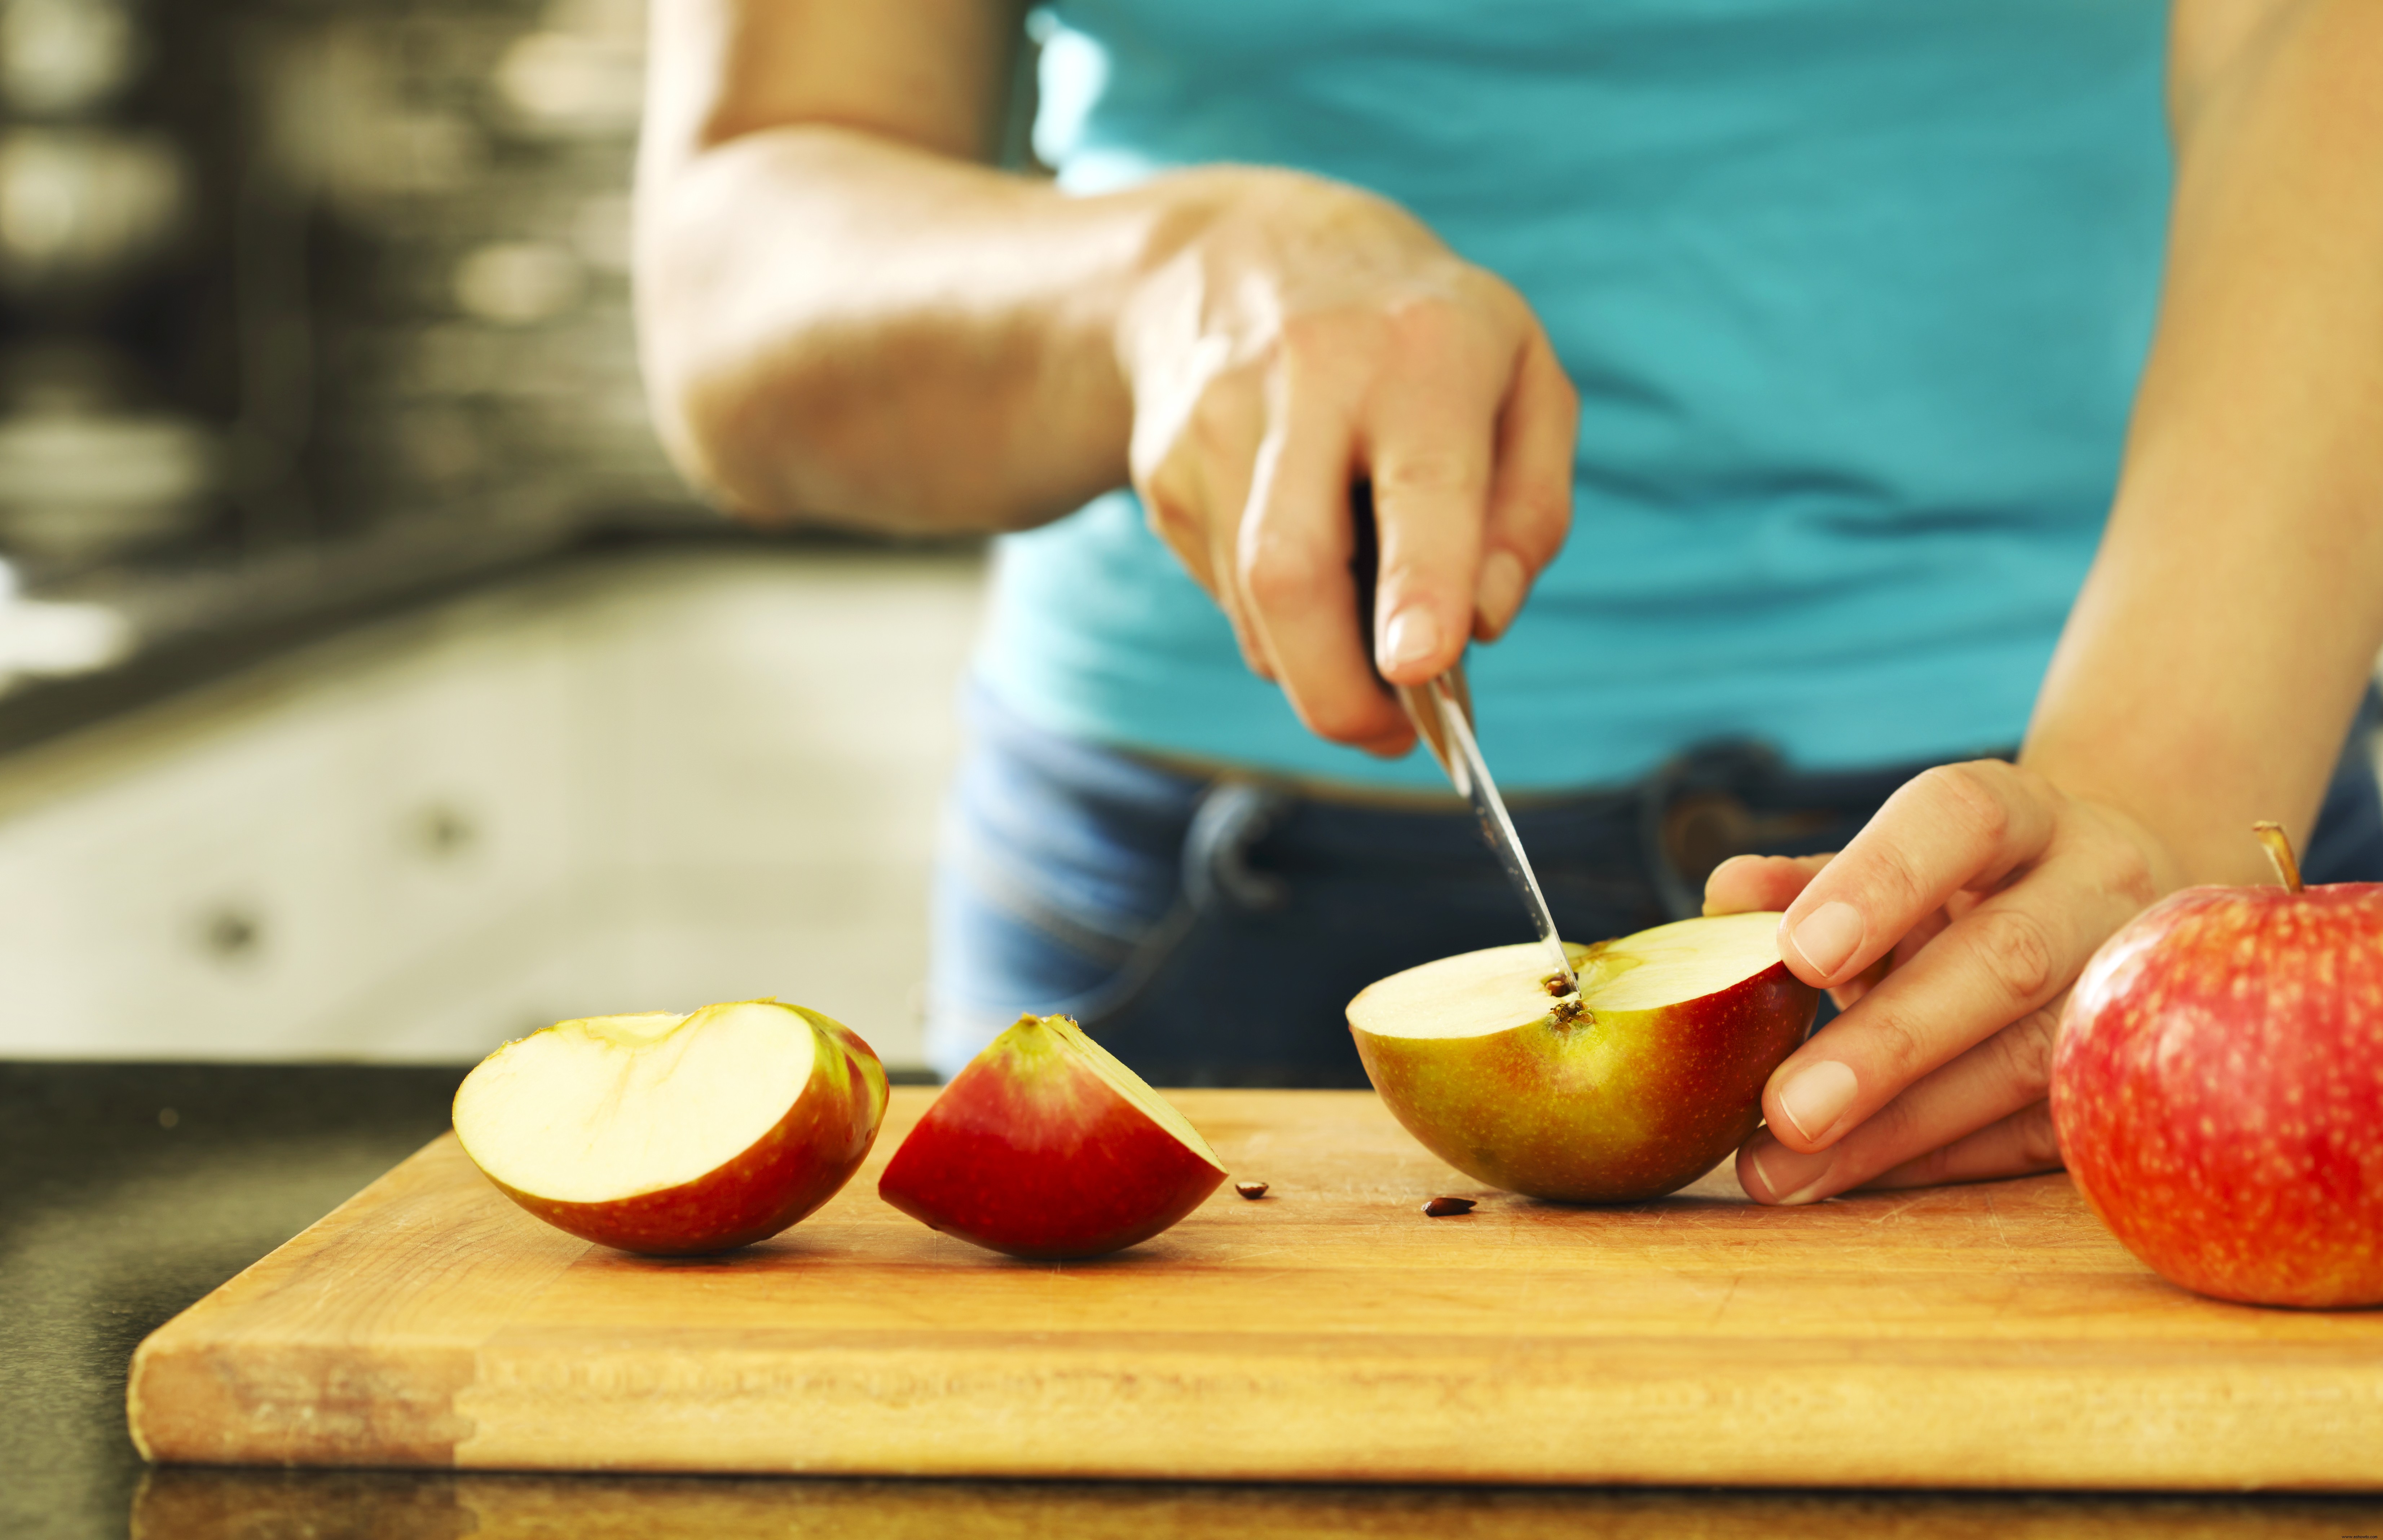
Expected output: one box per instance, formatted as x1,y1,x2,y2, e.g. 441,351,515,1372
129,1088,2383,1489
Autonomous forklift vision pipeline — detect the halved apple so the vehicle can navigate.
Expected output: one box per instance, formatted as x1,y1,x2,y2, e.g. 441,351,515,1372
1348,912,1817,1203
878,1013,1227,1259
452,998,888,1255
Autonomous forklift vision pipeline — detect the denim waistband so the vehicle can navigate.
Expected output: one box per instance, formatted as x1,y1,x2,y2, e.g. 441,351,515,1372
964,684,2014,921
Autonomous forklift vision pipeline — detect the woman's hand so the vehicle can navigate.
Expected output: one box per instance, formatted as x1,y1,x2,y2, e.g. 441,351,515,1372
1114,168,1578,755
1703,760,2184,1205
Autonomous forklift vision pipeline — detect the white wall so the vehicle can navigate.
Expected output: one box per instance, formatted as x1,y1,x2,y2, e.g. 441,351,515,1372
0,548,984,1068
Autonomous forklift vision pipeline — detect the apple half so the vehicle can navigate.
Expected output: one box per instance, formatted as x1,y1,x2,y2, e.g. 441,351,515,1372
1348,912,1818,1203
453,998,889,1255
878,1013,1227,1259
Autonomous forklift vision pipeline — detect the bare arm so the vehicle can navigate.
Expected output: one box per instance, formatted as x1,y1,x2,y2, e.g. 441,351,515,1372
635,0,1576,752
1709,0,2383,1202
635,0,1137,534
2030,0,2383,882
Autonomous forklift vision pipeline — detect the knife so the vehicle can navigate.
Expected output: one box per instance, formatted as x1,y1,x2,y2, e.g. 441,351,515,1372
1352,484,1580,997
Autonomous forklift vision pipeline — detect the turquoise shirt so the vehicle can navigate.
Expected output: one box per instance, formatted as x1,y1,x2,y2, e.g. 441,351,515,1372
978,0,2172,790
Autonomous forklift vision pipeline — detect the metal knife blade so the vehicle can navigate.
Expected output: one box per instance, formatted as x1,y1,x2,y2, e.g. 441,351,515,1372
1399,667,1579,998
1350,480,1576,997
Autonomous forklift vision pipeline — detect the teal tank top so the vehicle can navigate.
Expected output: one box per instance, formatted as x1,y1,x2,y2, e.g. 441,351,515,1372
977,0,2172,791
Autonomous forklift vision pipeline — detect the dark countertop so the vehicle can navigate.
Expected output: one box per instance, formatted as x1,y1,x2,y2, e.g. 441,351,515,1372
5,1062,2380,1540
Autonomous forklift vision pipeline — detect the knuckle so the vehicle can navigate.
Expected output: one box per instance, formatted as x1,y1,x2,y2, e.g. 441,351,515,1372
1854,1006,1930,1088
1281,308,1382,373
2092,830,2159,909
1186,388,1256,458
1276,310,1338,360
1990,1005,2062,1102
1382,290,1467,347
2012,1101,2064,1171
1917,762,2014,853
1885,1143,1952,1190
1969,904,2059,1006
1852,1090,1920,1161
1239,538,1333,608
1373,450,1479,502
1499,487,1572,557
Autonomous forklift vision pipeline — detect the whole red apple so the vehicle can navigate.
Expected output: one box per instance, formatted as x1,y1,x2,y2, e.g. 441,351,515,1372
878,1013,1226,1259
454,999,888,1256
2052,826,2383,1307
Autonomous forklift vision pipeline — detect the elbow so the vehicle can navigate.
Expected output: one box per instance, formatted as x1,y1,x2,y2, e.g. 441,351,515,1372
638,314,1041,535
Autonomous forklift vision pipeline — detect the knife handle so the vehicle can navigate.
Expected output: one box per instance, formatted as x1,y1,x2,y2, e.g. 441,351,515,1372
1348,480,1472,778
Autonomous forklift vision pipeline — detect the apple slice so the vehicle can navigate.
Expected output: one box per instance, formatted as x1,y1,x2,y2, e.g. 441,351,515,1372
453,998,888,1255
878,1013,1227,1259
1348,912,1817,1202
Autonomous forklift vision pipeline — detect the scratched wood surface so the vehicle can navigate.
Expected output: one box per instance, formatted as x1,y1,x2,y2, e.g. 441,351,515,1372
128,1089,2383,1489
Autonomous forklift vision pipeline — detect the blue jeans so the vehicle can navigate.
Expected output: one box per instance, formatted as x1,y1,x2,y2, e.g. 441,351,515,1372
926,687,2383,1085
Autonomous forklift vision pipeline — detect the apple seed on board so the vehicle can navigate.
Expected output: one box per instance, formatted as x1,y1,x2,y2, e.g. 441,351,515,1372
1422,1196,1476,1217
1234,1181,1270,1199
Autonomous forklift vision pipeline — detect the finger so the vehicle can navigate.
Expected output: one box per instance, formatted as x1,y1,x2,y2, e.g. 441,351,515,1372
1773,761,2057,991
1360,303,1502,686
1138,399,1274,680
1703,852,1832,917
1759,824,2148,1152
1735,998,2061,1204
1474,326,1577,642
1858,1100,2064,1191
1239,371,1412,753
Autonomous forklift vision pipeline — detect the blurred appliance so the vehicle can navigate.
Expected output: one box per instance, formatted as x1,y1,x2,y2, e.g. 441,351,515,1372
0,0,215,564
0,0,700,582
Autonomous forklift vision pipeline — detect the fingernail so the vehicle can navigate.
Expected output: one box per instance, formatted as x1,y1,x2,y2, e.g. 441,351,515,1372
1473,550,1527,636
1774,1060,1859,1144
1747,1140,1836,1206
1380,606,1441,671
1786,900,1864,982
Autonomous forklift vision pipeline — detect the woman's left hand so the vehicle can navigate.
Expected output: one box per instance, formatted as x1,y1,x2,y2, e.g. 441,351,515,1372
1702,759,2183,1205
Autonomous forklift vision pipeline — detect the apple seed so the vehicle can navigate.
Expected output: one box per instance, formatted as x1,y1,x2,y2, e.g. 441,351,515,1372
1422,1196,1476,1217
1234,1181,1269,1199
1540,973,1576,998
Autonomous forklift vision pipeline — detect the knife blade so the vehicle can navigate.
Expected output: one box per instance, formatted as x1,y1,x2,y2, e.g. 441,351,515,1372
1398,668,1580,998
1349,481,1578,998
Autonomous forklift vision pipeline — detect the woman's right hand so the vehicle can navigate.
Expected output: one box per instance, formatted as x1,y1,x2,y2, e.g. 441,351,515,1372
1113,168,1579,756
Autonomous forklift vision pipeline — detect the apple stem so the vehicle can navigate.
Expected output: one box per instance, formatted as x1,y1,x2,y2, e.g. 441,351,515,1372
2251,821,2303,894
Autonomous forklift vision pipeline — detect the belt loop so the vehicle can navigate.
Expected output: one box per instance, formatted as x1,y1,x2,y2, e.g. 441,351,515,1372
1184,780,1295,915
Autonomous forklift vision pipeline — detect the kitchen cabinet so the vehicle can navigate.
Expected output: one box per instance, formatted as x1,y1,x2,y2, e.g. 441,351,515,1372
0,549,982,1069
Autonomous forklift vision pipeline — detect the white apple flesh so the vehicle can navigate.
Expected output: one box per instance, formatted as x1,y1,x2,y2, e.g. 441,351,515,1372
453,999,888,1255
1349,912,1818,1202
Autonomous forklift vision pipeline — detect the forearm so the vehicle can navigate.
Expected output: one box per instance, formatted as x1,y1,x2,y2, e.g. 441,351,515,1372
636,126,1172,532
2024,0,2383,885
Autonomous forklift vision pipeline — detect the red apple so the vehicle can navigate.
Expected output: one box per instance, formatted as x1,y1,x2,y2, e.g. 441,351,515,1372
878,1013,1227,1259
453,998,888,1256
1348,912,1818,1202
2051,825,2383,1307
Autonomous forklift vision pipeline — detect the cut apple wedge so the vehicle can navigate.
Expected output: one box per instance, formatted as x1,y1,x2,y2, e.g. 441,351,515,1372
453,998,888,1255
1349,911,1818,1203
878,1013,1227,1259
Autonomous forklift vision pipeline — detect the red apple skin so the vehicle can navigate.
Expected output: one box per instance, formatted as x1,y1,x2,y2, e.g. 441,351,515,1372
2052,884,2383,1308
1355,962,1815,1203
878,1019,1226,1260
489,1009,889,1257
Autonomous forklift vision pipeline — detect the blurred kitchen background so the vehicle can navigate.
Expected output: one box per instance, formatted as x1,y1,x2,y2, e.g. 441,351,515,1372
0,0,984,1071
